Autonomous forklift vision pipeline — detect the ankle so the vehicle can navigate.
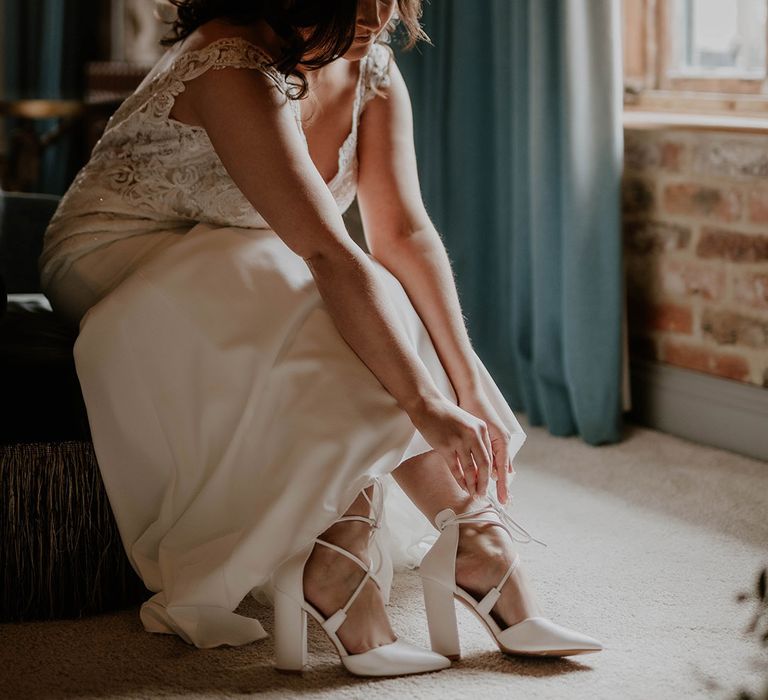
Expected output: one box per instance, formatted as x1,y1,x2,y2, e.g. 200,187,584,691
457,518,506,556
455,522,513,583
303,547,361,610
306,541,367,579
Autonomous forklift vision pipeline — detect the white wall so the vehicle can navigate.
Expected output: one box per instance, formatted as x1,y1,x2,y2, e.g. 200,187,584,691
113,0,171,63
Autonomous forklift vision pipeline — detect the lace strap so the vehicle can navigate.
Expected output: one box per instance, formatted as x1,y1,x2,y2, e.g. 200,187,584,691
143,37,288,128
168,36,285,91
360,42,394,114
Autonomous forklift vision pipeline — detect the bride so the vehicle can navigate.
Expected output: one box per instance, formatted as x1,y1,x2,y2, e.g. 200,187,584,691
38,0,602,677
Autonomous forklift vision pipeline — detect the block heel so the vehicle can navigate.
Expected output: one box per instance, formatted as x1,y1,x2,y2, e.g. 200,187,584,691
273,586,308,673
421,576,461,659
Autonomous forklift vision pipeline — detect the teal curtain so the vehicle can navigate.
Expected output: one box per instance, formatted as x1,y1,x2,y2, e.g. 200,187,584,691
2,0,92,194
394,0,624,445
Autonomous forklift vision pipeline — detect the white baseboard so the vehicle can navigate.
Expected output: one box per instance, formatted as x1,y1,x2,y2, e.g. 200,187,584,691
628,358,768,463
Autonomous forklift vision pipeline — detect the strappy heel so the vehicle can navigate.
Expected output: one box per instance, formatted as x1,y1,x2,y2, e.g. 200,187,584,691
419,493,603,658
271,477,451,677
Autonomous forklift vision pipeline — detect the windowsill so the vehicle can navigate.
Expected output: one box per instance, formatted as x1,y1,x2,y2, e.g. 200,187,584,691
623,109,768,135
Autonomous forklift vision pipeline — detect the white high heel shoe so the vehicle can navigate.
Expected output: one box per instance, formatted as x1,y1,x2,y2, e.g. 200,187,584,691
271,477,452,677
419,494,603,658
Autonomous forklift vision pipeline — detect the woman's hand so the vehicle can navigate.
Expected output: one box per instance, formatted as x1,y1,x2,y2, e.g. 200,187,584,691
407,394,494,498
457,389,516,504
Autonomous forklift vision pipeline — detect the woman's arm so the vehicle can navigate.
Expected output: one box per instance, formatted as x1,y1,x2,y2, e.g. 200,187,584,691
177,53,494,496
356,55,517,501
356,57,482,403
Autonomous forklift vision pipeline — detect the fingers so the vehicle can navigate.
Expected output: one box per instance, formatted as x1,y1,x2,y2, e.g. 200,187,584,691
475,424,492,498
454,452,471,495
494,459,507,504
472,450,489,501
495,444,509,505
458,447,476,496
439,448,470,495
482,426,493,465
460,426,492,499
436,415,497,500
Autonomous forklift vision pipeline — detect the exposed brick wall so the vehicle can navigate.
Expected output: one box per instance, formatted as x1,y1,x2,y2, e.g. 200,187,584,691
623,128,768,388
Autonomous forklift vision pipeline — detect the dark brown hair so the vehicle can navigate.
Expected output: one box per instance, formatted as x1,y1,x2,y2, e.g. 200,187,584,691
161,0,430,99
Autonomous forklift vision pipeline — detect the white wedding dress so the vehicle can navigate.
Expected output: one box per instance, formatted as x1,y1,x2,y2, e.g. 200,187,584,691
38,37,527,649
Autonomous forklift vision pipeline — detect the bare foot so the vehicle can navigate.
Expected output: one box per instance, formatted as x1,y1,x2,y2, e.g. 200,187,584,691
454,516,542,629
302,518,397,654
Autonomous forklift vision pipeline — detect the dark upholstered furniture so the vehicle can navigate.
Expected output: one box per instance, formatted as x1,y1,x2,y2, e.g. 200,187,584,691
0,191,147,622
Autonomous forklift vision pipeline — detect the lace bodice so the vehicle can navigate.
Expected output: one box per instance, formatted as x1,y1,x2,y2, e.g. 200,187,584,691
38,37,393,289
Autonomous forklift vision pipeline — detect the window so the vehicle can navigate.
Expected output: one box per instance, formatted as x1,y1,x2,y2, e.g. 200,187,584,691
623,0,768,117
671,0,766,77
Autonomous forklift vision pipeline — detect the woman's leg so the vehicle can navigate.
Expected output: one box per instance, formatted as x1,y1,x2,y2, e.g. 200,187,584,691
44,232,184,329
302,449,542,653
391,450,542,629
302,485,397,653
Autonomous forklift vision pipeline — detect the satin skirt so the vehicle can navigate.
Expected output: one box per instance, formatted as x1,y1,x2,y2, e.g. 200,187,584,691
65,221,527,648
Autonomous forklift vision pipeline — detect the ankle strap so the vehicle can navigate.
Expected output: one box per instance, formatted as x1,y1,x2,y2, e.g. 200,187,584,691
476,551,521,617
323,476,385,530
333,513,380,528
435,493,548,548
313,538,372,573
313,537,375,634
488,491,547,547
311,478,385,635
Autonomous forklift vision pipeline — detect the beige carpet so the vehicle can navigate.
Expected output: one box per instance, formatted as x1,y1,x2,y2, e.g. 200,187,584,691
2,415,767,699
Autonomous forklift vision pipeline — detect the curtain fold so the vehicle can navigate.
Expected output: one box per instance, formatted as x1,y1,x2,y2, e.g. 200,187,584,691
2,0,91,194
395,0,624,445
